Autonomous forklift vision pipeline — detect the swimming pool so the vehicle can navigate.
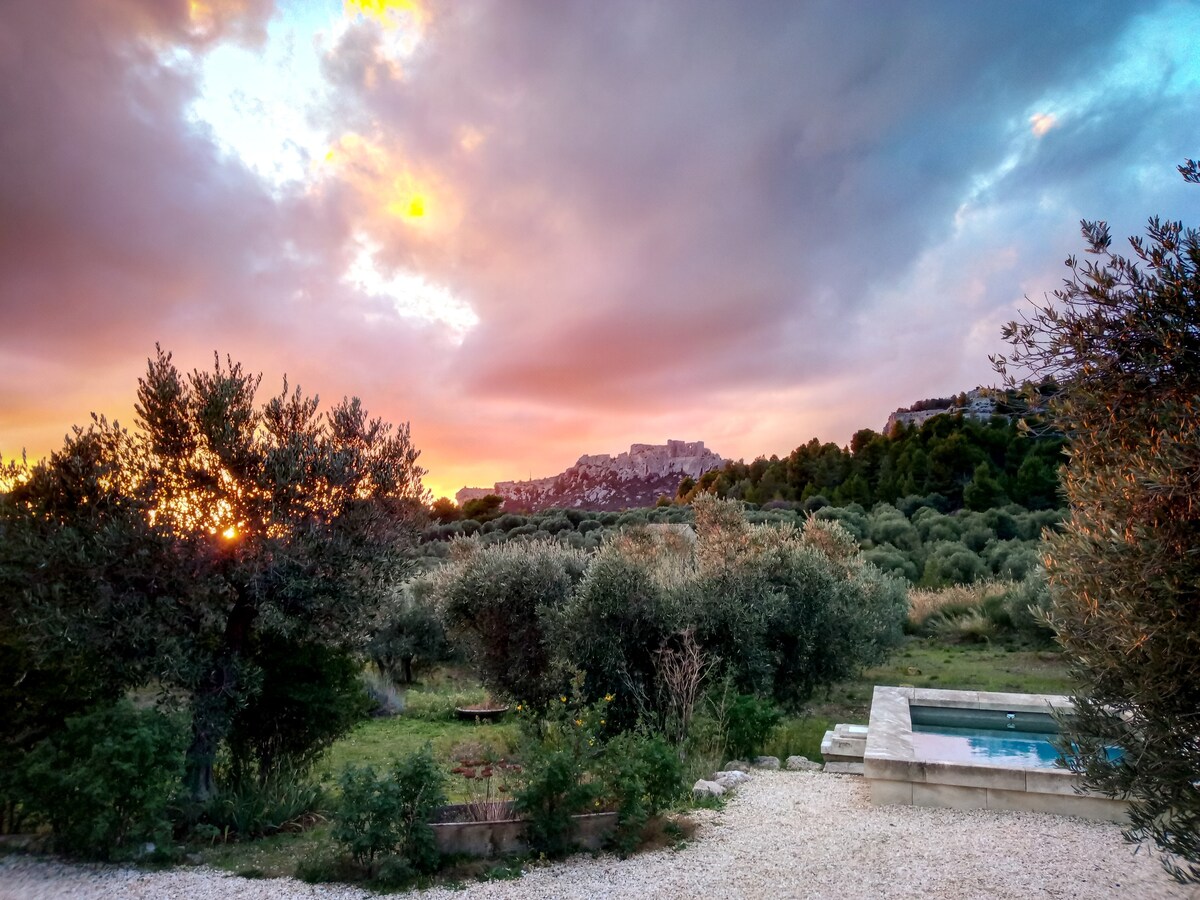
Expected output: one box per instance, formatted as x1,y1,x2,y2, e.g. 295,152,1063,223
910,705,1063,768
863,686,1127,822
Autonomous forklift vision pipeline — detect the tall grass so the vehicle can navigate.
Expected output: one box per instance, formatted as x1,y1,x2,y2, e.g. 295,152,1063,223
907,580,1015,633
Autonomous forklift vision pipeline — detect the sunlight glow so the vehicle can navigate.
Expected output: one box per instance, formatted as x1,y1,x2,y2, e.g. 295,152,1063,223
344,0,427,30
322,132,452,228
222,525,238,540
186,16,329,187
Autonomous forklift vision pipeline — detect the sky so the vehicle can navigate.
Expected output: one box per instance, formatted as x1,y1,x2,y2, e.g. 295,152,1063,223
1,0,1198,501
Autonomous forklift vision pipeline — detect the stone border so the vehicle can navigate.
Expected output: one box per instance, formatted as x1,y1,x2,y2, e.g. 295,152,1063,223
863,686,1127,822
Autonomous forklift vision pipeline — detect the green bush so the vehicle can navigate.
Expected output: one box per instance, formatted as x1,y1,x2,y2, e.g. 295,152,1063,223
513,687,606,858
433,540,586,708
228,636,371,781
724,694,781,761
600,731,684,856
18,701,186,859
551,539,683,729
195,761,324,839
1003,570,1055,644
328,746,446,875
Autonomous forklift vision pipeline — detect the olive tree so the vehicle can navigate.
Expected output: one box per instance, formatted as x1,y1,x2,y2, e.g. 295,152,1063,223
995,161,1200,881
0,347,427,801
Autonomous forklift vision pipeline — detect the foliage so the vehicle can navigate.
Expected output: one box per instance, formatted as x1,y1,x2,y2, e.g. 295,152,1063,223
996,163,1200,881
227,636,371,783
438,498,906,718
691,497,908,708
16,700,186,859
418,497,1062,595
193,762,325,840
328,746,446,876
723,694,782,761
461,494,504,523
512,685,607,858
550,532,687,728
431,539,587,708
599,730,684,856
401,685,490,721
680,408,1065,511
0,347,427,802
368,581,454,685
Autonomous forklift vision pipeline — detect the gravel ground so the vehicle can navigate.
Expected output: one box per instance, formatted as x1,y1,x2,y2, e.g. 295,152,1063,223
2,772,1196,900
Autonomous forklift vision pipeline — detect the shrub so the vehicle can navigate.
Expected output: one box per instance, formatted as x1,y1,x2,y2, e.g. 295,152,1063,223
513,689,607,858
18,701,186,859
196,761,325,839
1003,570,1056,644
600,731,684,855
931,608,996,643
328,746,446,875
368,581,454,685
724,694,781,761
228,636,371,781
433,540,587,708
550,539,684,728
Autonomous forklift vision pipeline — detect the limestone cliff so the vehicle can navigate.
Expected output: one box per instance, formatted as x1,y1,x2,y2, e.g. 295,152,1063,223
456,439,724,512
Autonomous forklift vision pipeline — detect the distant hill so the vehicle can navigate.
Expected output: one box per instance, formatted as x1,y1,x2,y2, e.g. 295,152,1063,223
457,440,724,512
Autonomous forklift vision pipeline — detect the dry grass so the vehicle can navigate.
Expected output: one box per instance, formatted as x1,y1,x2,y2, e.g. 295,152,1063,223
907,579,1015,631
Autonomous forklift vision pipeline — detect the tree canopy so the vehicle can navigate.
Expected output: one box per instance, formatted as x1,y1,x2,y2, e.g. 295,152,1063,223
996,161,1200,882
0,347,428,799
681,404,1064,512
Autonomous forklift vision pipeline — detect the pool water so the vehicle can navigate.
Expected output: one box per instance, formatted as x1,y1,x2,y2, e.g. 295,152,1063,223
911,724,1064,768
909,705,1065,768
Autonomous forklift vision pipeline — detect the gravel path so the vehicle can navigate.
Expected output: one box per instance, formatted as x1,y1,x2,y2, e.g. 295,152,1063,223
2,772,1196,900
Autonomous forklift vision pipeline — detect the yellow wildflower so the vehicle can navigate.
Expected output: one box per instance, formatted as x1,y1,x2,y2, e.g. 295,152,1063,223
600,719,606,725
604,693,614,702
560,696,567,703
575,718,583,726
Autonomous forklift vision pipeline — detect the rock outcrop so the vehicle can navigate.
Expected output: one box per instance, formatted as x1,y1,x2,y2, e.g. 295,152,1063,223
456,439,724,512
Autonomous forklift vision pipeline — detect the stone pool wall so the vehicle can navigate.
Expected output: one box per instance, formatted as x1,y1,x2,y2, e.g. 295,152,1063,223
863,686,1128,822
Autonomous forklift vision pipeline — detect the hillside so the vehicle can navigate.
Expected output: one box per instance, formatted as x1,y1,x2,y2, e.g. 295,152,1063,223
456,440,723,512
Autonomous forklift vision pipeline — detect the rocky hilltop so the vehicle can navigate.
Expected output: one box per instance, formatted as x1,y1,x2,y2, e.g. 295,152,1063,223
456,439,724,512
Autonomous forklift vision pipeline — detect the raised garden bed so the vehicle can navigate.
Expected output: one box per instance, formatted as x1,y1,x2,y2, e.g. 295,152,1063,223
431,802,618,858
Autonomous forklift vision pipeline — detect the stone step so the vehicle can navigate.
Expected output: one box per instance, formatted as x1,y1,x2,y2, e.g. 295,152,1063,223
823,761,865,776
821,724,869,763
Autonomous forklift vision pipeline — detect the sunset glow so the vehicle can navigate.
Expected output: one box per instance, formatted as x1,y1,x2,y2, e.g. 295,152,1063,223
3,2,1199,501
344,0,425,31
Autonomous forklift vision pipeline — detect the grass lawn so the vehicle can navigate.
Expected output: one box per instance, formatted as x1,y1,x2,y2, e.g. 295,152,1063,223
318,716,519,786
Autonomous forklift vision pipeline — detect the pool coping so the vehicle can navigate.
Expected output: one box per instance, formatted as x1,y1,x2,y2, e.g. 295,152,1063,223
863,686,1127,822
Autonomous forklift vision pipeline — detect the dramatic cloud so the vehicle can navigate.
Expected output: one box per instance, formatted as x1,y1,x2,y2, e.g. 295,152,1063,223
2,0,1198,498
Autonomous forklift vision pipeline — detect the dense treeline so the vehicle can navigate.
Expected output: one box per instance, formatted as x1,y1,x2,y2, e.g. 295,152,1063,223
679,410,1065,512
